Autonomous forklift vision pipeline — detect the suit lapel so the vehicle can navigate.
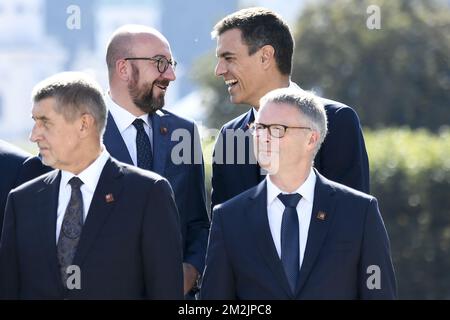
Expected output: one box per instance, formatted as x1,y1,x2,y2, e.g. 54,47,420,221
104,112,133,165
38,170,64,293
72,158,124,267
296,170,337,296
151,110,170,175
246,180,293,297
239,109,264,184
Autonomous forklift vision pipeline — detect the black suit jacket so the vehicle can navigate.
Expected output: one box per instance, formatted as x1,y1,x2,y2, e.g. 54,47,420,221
16,156,53,186
104,110,210,274
201,170,396,300
0,140,30,235
211,98,370,210
0,157,184,299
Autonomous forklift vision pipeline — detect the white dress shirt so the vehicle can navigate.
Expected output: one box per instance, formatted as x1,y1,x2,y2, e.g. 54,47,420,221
56,148,110,243
266,169,316,268
106,92,153,167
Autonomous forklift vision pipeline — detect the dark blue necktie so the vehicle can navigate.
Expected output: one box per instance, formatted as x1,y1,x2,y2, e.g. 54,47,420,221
278,193,302,293
57,177,84,287
132,118,153,170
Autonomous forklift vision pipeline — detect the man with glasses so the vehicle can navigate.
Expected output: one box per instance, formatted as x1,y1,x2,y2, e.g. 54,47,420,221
210,8,370,214
103,25,209,298
201,89,397,299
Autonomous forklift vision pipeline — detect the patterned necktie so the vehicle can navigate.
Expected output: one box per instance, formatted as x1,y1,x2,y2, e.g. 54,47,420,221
57,177,84,287
132,118,153,170
277,193,302,293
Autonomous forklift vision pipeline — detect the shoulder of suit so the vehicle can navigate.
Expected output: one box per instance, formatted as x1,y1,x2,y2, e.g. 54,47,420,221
319,97,358,115
0,141,31,163
111,158,167,183
157,109,197,128
318,172,374,202
10,169,58,195
213,184,257,216
220,110,251,131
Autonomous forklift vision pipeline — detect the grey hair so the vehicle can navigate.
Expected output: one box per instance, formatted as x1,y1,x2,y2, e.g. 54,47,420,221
31,72,107,136
259,88,328,156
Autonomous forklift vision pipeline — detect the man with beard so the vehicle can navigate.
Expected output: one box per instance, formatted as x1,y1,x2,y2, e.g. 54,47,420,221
103,25,209,298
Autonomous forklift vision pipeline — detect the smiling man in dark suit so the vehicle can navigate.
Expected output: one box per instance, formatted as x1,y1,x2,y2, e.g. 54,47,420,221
103,25,209,297
211,8,370,212
201,88,396,299
0,72,183,299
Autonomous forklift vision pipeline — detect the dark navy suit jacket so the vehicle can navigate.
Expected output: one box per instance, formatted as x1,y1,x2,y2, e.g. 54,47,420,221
211,98,370,211
201,170,396,299
0,140,30,235
0,158,183,299
1,141,51,238
104,110,210,274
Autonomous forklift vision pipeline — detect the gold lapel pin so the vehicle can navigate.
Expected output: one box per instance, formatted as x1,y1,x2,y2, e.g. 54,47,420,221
317,211,326,220
105,193,114,203
160,126,168,135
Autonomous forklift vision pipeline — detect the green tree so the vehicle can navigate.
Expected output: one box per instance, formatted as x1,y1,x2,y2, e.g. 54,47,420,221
292,0,450,131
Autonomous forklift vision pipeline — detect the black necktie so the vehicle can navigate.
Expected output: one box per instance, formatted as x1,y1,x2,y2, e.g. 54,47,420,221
132,118,153,170
57,177,84,287
277,193,302,293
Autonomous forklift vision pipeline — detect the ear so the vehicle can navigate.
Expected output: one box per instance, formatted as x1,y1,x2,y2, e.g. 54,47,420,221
307,130,320,152
116,59,130,81
260,45,275,70
79,113,96,138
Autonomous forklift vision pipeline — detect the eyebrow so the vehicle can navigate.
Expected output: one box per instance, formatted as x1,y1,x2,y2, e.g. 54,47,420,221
32,115,50,121
217,51,236,58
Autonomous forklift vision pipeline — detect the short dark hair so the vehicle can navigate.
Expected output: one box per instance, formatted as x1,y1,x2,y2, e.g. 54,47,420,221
32,72,107,135
212,7,294,75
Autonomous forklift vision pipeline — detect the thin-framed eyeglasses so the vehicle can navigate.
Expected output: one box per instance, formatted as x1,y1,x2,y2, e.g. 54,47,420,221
249,122,312,138
124,56,177,73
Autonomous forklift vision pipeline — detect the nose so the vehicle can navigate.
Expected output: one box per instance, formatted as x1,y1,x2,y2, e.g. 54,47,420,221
215,59,226,77
255,127,271,143
162,65,176,81
29,123,41,143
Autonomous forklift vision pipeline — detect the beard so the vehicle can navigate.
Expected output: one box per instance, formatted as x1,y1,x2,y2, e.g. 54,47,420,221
128,63,169,114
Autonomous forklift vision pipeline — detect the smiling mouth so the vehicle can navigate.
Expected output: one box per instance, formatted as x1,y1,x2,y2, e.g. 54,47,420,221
225,79,238,88
156,84,168,91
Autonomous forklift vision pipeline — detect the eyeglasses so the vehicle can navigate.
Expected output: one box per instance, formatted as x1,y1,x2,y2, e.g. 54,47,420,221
124,56,177,73
249,123,312,138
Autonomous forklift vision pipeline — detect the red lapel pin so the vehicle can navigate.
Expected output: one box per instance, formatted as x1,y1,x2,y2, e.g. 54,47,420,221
160,126,168,135
317,211,326,220
105,193,114,203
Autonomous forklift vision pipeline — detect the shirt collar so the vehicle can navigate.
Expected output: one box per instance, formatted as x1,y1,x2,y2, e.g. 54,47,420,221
266,168,316,206
288,81,303,91
60,147,110,193
106,91,151,134
252,107,258,122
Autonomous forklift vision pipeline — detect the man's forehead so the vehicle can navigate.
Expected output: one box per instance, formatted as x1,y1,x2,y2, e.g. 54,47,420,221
134,35,172,56
216,29,246,54
32,98,57,115
259,102,299,120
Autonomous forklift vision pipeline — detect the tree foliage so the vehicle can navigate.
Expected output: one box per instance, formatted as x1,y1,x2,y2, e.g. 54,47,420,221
292,0,450,131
